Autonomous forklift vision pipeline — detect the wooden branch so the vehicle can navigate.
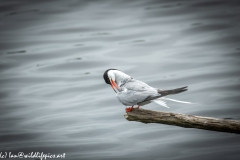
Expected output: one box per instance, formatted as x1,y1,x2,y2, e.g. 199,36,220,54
124,108,240,134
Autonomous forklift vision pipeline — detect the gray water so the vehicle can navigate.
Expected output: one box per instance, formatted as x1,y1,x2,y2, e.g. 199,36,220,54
0,0,240,160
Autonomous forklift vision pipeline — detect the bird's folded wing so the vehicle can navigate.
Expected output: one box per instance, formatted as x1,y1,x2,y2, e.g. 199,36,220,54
121,79,154,92
117,88,159,106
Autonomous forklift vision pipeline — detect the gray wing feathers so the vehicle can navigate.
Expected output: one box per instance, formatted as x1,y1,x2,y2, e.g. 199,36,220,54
117,78,188,106
121,79,153,91
117,79,160,106
158,86,188,96
117,89,159,106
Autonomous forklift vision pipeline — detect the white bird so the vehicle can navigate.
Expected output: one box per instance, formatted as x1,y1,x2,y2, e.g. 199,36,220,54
103,69,191,112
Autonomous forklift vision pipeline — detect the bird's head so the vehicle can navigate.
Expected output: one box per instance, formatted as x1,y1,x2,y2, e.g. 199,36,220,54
103,69,118,92
103,69,131,92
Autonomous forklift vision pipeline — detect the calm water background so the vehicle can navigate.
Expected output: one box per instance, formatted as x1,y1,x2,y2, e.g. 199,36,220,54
0,0,240,160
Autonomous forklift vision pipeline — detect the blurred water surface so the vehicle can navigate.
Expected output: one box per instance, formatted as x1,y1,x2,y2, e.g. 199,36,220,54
0,0,240,160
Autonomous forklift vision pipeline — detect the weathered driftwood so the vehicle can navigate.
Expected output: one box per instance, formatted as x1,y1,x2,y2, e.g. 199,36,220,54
124,108,240,134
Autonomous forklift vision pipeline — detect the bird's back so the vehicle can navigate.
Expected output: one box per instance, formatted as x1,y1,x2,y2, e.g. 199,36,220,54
121,78,155,91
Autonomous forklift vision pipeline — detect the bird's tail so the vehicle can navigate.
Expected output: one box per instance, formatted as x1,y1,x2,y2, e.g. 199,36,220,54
152,97,193,108
152,99,169,108
152,86,192,108
158,86,188,97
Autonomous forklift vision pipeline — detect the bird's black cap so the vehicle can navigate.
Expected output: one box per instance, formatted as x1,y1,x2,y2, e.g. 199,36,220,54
103,68,118,84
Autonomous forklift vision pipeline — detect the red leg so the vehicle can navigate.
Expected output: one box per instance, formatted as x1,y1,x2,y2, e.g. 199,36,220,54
125,105,134,112
137,105,140,109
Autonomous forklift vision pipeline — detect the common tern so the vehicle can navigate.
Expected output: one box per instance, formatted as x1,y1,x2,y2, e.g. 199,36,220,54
103,69,191,112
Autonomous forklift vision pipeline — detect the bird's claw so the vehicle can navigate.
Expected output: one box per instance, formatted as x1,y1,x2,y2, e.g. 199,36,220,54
125,107,133,112
125,105,141,112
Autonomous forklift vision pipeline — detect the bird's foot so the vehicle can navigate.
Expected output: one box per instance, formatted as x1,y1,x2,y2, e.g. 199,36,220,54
125,107,132,112
125,106,134,113
137,105,140,109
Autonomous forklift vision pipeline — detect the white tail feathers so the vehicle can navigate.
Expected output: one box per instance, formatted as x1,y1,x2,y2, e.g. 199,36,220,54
160,97,193,104
152,99,169,108
152,97,194,108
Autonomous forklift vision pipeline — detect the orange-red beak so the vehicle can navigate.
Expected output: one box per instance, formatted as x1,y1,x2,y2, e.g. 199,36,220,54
110,79,118,92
